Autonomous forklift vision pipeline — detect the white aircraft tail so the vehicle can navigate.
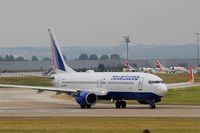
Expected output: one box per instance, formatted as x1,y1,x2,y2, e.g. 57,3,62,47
48,28,75,73
189,65,194,83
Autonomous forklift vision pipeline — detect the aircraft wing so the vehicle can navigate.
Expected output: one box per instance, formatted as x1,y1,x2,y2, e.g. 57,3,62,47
167,82,200,89
0,84,107,96
15,73,52,78
166,65,200,89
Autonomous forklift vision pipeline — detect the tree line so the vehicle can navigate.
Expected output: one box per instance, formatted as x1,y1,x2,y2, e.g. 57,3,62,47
0,53,120,62
78,53,120,60
0,55,51,62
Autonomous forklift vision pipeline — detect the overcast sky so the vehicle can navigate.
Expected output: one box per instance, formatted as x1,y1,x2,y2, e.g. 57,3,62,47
0,0,200,47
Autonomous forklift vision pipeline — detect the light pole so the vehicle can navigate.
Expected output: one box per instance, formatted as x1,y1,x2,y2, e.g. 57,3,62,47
196,33,199,66
124,36,130,71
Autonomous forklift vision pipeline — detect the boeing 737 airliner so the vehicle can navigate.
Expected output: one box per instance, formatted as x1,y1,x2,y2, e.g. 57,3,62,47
0,29,195,109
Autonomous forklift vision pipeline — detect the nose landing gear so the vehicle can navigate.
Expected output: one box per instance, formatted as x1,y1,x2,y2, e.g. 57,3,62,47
148,100,156,109
149,103,156,109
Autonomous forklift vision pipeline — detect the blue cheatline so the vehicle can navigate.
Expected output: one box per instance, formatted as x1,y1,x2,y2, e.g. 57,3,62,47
102,92,161,102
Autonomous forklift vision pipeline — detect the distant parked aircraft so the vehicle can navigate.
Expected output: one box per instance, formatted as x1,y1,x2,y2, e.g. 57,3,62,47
154,59,171,73
122,59,138,72
122,59,156,73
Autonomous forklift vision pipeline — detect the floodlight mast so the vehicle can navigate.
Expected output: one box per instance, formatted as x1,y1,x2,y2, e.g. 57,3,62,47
124,36,130,71
196,33,200,66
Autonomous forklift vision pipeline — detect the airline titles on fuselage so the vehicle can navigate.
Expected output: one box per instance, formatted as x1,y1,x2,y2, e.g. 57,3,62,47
111,75,140,81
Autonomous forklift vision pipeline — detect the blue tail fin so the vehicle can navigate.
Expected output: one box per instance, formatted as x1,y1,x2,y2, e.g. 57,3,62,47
48,28,75,73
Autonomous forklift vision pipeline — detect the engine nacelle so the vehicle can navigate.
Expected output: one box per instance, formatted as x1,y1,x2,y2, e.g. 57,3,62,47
76,91,97,107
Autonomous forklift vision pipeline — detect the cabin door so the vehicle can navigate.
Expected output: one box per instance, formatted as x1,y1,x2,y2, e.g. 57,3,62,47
97,79,106,89
138,77,144,91
97,80,102,88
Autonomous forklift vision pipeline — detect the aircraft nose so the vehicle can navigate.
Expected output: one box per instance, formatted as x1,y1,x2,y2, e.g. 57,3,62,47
159,84,168,96
155,84,168,97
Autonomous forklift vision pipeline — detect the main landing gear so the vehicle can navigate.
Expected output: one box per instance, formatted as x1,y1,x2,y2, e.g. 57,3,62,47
115,100,156,109
80,104,91,109
115,100,126,108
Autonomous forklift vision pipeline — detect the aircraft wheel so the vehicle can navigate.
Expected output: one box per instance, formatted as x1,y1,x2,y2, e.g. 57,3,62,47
80,105,85,109
115,101,121,108
149,103,156,109
121,101,126,108
86,105,91,109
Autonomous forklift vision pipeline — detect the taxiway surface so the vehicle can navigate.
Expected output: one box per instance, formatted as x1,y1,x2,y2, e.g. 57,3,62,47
0,88,200,117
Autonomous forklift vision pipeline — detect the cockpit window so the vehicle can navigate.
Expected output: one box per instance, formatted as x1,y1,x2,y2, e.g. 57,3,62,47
148,80,164,84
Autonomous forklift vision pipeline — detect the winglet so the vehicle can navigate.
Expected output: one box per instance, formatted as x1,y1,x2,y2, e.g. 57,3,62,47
189,65,194,83
48,28,75,73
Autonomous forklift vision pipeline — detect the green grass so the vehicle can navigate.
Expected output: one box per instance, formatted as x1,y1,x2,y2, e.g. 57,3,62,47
0,77,53,87
1,129,199,133
157,74,200,83
160,86,200,105
0,117,200,133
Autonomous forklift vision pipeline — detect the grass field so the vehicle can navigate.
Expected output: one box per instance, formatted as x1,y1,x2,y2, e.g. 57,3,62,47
156,73,200,83
160,86,200,105
0,117,200,133
0,77,53,86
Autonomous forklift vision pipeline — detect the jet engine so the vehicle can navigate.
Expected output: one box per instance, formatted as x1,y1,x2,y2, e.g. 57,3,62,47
76,91,97,108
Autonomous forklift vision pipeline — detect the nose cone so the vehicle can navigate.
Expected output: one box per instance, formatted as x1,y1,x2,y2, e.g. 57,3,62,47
155,84,168,97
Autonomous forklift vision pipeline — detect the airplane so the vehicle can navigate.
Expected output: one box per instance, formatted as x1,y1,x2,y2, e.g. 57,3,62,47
154,59,171,73
141,67,156,73
0,29,196,109
122,59,138,72
155,59,188,73
170,66,188,73
122,59,156,73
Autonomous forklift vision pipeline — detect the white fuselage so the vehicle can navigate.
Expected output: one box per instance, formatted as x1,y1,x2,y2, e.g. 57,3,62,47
53,72,168,98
